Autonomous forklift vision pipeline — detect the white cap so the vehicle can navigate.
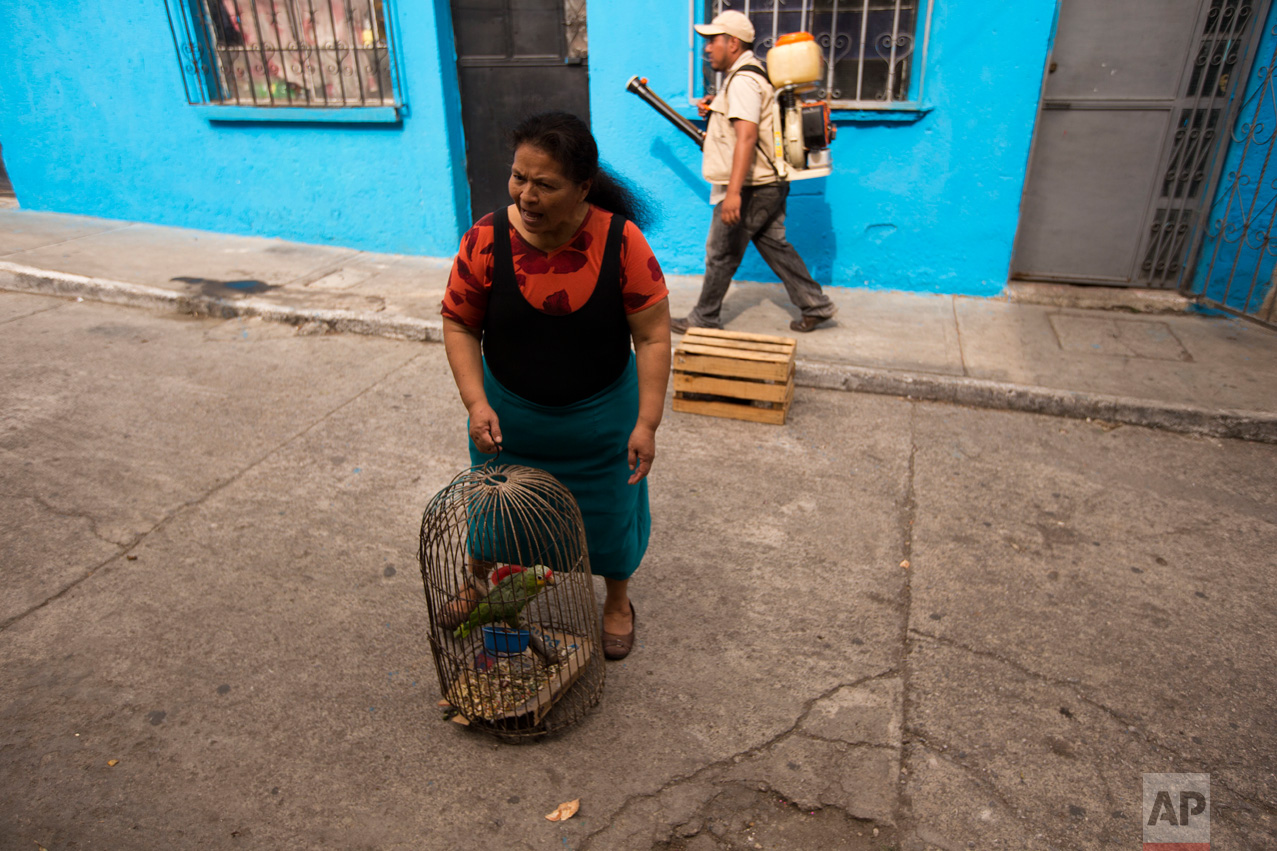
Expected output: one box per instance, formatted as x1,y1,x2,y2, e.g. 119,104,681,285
694,10,755,43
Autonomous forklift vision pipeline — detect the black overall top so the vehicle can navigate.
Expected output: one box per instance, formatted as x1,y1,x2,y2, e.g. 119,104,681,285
482,206,632,407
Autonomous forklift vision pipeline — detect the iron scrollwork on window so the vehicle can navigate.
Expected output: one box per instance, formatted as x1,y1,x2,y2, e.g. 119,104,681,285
165,0,403,108
703,0,923,106
564,0,588,63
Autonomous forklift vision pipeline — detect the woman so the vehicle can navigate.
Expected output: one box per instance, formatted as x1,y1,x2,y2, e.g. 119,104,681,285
440,112,671,661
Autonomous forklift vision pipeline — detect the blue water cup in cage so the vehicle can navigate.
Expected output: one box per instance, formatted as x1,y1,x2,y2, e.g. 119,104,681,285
481,625,532,656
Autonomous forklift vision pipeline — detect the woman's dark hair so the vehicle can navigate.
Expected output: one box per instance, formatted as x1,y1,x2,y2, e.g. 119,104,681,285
510,111,656,230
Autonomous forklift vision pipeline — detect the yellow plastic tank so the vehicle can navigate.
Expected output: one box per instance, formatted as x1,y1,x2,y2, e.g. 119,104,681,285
766,32,823,87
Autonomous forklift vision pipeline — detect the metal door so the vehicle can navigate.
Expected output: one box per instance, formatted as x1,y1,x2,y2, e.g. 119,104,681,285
450,0,589,226
1012,0,1268,287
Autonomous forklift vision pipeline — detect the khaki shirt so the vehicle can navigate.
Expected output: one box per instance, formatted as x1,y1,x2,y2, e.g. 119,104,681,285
703,50,780,204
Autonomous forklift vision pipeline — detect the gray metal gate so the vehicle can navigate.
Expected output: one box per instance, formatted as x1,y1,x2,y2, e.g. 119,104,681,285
1012,0,1270,288
1140,0,1271,287
1184,32,1277,328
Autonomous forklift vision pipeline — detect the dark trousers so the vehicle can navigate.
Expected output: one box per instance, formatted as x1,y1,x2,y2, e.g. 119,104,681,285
687,182,837,329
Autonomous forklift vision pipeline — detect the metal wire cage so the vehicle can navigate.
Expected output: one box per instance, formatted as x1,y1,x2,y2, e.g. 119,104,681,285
418,459,604,739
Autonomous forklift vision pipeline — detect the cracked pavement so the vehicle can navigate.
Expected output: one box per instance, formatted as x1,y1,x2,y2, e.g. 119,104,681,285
1,292,1274,850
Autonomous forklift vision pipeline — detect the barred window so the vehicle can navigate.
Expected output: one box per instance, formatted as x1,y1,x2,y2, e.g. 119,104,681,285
165,1,401,108
700,0,931,107
564,0,588,62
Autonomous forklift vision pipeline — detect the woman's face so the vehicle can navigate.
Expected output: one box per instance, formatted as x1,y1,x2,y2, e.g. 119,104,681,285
508,144,590,243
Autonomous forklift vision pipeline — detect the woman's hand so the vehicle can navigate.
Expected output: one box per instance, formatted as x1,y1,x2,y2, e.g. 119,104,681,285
443,318,503,453
627,422,656,485
468,401,503,454
625,297,670,486
443,318,502,454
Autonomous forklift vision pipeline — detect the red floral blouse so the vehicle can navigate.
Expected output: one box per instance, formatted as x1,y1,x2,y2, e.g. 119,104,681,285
442,205,668,329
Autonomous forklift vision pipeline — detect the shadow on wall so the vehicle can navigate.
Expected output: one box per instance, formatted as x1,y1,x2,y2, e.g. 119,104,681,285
785,187,834,286
733,183,836,287
650,137,704,198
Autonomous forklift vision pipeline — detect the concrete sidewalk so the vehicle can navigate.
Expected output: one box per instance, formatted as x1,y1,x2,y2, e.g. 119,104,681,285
2,207,1274,441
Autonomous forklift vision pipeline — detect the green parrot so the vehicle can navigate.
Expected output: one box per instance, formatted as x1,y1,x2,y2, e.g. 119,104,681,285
453,564,556,639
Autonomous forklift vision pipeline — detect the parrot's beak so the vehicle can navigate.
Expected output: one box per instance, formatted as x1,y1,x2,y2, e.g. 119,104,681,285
542,570,556,586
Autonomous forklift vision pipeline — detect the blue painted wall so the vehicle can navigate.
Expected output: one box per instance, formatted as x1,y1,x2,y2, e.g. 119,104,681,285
1192,16,1277,314
590,1,1057,295
0,0,468,257
0,0,1057,296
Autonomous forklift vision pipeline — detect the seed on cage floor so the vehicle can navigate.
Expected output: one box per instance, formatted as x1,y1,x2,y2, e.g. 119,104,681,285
418,460,604,740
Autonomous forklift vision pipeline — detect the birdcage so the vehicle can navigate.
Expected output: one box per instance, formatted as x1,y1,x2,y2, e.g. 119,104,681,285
418,458,604,739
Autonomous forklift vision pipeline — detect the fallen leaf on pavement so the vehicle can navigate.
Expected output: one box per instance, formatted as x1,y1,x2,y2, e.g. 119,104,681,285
107,760,119,767
545,799,580,822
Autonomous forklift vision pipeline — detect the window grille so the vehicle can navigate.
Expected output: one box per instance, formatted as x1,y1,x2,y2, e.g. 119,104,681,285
564,0,588,63
164,0,402,108
699,0,931,108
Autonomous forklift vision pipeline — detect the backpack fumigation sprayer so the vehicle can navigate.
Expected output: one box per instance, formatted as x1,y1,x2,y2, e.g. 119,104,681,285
625,31,835,180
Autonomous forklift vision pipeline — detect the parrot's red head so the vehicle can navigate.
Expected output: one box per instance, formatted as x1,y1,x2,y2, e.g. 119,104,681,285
490,564,526,585
490,564,554,586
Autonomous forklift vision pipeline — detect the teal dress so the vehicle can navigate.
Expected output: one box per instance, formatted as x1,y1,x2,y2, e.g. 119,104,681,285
467,207,650,581
469,354,650,581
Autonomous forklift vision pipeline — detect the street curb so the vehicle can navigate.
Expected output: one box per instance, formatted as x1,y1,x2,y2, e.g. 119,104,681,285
5,261,1274,444
797,361,1277,443
0,261,444,343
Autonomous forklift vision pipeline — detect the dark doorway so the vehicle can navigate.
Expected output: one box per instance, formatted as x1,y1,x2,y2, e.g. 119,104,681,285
449,0,590,226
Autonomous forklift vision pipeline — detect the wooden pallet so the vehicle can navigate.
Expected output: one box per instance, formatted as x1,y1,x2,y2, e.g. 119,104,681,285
672,328,797,425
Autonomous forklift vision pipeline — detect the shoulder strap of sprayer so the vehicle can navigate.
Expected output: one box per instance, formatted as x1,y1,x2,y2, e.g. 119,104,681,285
724,64,784,180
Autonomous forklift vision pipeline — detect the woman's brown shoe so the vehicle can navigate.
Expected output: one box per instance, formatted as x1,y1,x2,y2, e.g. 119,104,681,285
602,602,636,660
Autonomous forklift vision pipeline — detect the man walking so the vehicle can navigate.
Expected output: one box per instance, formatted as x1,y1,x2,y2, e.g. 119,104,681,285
671,10,837,335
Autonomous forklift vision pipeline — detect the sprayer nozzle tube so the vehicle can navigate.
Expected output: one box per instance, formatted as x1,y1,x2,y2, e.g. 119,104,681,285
625,76,706,149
